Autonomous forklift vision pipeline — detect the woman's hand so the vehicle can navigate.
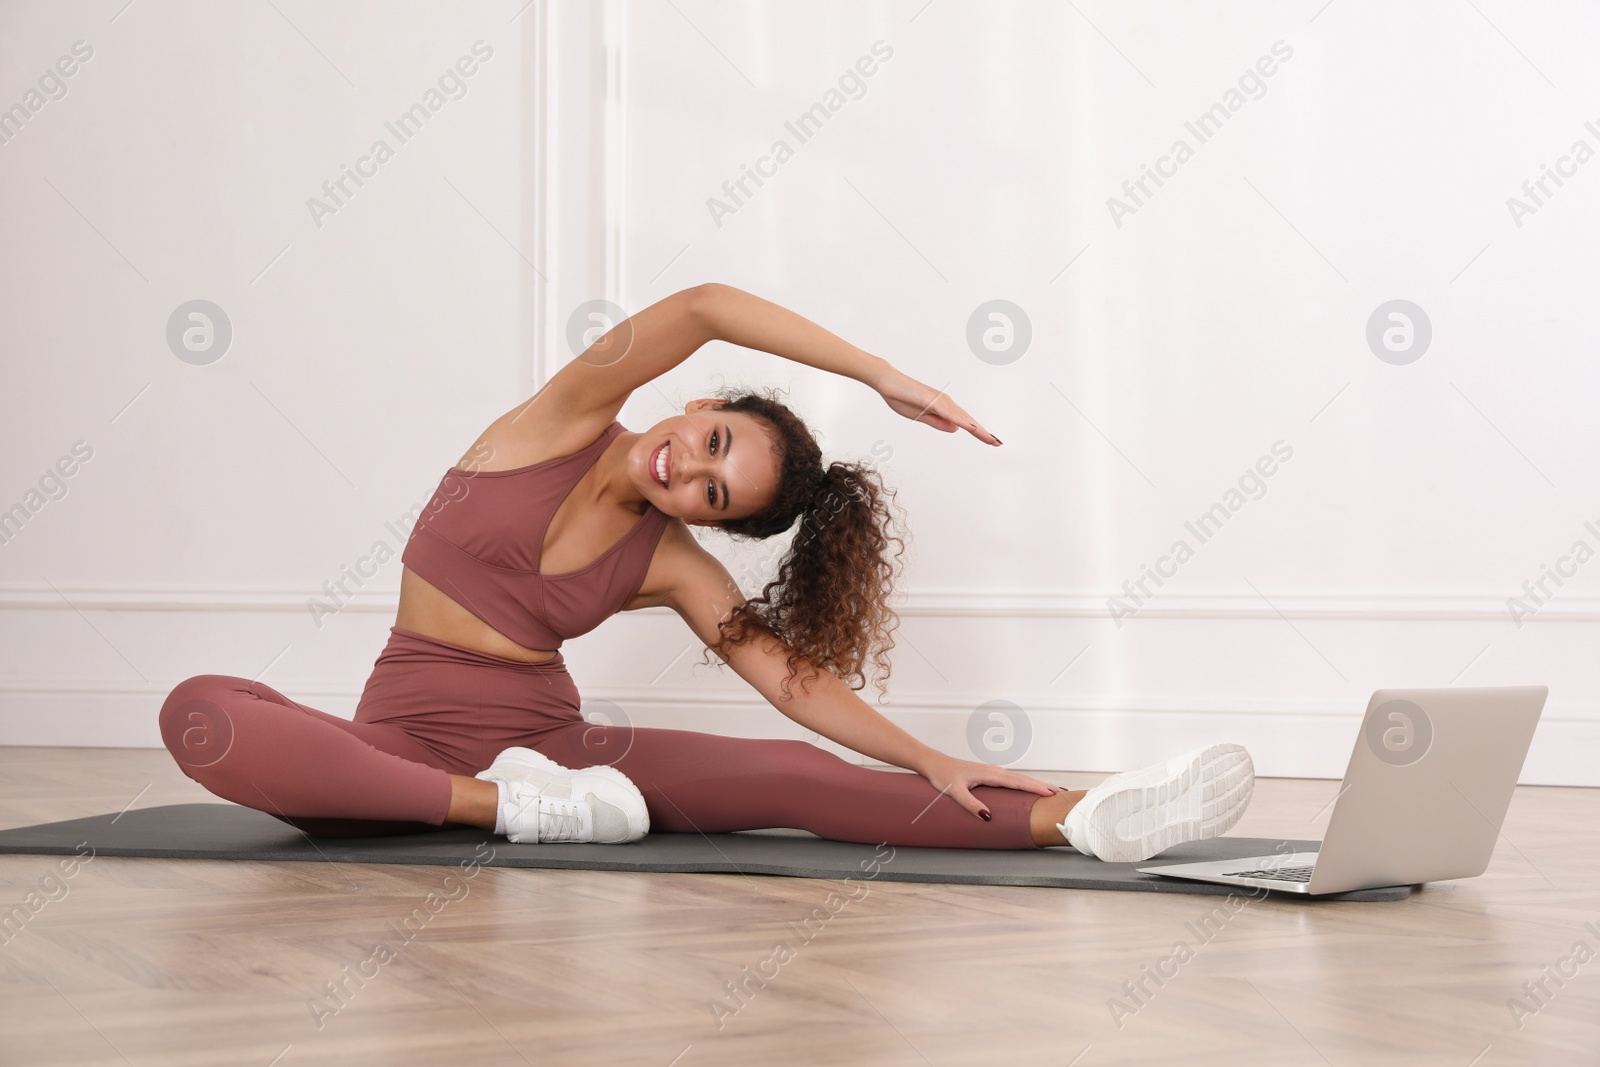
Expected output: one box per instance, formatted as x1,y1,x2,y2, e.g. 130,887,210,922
916,751,1060,820
874,367,1001,446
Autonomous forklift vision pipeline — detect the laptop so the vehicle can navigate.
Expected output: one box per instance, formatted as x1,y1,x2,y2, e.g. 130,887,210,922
1137,685,1548,895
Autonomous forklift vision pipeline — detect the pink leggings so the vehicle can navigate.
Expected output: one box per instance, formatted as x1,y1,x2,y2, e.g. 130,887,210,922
158,626,1040,848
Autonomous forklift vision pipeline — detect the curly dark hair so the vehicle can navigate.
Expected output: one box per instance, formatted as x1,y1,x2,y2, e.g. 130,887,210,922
695,385,907,702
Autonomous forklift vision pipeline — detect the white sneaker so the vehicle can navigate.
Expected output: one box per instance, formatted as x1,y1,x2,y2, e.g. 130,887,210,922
475,747,649,844
1057,743,1254,863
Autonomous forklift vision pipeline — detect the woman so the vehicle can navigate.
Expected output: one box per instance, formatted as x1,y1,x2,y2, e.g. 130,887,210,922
158,284,1254,861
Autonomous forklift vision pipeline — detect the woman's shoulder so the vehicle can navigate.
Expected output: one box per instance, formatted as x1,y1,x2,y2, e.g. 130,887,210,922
642,516,704,574
627,516,734,611
454,409,619,474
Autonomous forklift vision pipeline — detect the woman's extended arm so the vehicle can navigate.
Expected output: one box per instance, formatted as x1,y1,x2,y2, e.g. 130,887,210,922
697,284,1001,445
520,283,1001,446
692,283,891,391
655,525,1056,818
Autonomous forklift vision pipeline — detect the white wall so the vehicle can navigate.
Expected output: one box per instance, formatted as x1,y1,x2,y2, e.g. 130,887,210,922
2,1,1597,785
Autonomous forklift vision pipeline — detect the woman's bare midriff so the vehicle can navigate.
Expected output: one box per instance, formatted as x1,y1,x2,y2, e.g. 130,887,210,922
396,565,559,664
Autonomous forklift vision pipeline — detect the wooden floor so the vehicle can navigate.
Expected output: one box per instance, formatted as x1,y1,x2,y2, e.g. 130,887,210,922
0,747,1596,1066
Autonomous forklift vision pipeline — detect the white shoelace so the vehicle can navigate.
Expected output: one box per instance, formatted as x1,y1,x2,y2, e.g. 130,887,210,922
504,786,592,843
536,796,590,842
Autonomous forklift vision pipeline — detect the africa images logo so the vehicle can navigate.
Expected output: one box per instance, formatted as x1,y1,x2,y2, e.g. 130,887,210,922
1365,699,1433,767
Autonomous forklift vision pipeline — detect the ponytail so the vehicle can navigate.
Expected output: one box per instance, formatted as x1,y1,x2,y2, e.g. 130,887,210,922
701,389,907,700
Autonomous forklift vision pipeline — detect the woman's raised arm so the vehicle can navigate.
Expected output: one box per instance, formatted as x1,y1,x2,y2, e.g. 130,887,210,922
517,283,1002,447
696,284,1001,446
692,282,890,390
544,282,890,417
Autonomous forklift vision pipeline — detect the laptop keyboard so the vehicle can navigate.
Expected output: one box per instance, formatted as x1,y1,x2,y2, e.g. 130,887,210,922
1224,865,1315,882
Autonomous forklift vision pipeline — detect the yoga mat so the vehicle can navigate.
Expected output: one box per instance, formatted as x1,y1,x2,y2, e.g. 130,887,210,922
0,803,1414,901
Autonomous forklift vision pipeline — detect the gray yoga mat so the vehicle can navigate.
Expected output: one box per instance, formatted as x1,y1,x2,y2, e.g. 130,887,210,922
0,803,1413,901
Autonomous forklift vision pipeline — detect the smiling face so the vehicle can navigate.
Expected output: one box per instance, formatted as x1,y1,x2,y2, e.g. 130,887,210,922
628,401,782,526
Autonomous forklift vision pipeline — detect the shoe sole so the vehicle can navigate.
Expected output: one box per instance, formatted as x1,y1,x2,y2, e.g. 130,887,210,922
477,747,650,842
1075,743,1254,863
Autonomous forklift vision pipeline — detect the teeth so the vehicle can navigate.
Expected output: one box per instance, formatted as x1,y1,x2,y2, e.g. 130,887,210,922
654,443,669,487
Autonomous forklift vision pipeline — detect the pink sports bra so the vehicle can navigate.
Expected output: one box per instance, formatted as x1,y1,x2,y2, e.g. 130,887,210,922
400,421,671,651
